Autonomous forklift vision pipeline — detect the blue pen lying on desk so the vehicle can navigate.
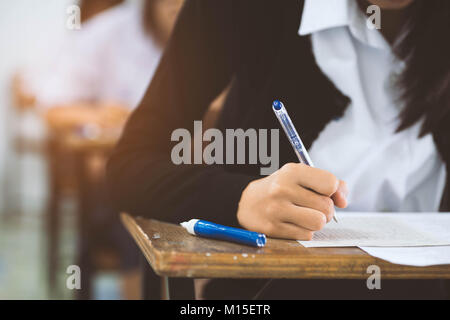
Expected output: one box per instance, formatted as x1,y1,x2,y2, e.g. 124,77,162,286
180,219,267,247
272,99,339,223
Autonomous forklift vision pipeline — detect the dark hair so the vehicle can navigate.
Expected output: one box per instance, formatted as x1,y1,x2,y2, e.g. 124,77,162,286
395,0,450,137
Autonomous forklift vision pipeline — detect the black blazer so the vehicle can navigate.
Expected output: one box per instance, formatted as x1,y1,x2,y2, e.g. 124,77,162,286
107,0,450,226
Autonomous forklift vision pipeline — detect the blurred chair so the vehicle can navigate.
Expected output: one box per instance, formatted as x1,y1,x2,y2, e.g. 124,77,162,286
27,0,185,299
2,72,43,220
44,129,78,296
43,104,135,299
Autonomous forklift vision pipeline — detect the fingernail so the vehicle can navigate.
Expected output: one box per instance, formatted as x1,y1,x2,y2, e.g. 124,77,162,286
339,191,348,207
341,182,349,198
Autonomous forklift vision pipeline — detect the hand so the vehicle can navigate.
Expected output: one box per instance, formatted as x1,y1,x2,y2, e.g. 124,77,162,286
237,163,348,240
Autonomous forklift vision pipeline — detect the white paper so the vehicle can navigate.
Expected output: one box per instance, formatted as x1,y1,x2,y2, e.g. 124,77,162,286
298,213,450,247
359,246,450,267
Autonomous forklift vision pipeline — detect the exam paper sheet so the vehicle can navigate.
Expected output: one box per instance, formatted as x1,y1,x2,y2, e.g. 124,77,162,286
298,213,450,248
359,246,450,267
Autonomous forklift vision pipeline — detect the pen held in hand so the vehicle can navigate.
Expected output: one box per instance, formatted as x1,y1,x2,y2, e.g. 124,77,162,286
272,99,339,223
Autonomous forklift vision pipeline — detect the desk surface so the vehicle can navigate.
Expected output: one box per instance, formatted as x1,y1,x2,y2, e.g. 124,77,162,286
61,134,117,151
47,127,120,153
121,213,450,279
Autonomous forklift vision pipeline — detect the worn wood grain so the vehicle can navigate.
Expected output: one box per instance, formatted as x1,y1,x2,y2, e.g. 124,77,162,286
121,213,450,279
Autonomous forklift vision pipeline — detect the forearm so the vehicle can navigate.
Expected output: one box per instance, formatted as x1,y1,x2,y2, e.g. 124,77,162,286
107,0,247,225
107,151,256,226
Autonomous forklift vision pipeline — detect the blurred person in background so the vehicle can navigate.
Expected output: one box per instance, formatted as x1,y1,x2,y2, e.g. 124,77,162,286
19,0,184,299
26,0,184,129
11,0,125,112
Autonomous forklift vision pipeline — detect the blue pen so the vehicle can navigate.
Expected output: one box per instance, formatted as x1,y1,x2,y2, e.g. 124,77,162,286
180,219,267,247
272,100,339,223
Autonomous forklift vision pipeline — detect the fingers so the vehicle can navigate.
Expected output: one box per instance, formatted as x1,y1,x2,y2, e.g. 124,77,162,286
239,164,348,241
267,221,314,241
283,186,336,222
331,180,348,209
278,204,327,231
280,163,339,196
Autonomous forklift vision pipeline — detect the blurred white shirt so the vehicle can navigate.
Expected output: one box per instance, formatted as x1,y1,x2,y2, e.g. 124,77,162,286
27,2,162,110
299,0,446,212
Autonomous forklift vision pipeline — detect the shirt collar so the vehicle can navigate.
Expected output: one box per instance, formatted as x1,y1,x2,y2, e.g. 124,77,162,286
299,0,390,51
299,0,350,36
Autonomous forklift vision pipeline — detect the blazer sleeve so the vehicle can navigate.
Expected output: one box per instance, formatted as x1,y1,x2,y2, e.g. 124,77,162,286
106,0,257,226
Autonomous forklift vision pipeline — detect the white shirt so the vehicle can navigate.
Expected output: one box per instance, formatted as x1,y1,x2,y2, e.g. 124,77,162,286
28,2,162,110
299,0,446,212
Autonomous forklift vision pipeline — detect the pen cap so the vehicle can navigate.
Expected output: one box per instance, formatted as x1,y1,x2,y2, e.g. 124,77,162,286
194,220,266,247
272,100,283,111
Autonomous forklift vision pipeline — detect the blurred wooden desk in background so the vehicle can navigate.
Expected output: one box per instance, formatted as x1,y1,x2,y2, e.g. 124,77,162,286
121,213,450,299
46,130,121,299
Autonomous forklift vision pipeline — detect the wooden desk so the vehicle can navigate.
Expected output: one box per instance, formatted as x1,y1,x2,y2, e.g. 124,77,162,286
121,213,450,298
